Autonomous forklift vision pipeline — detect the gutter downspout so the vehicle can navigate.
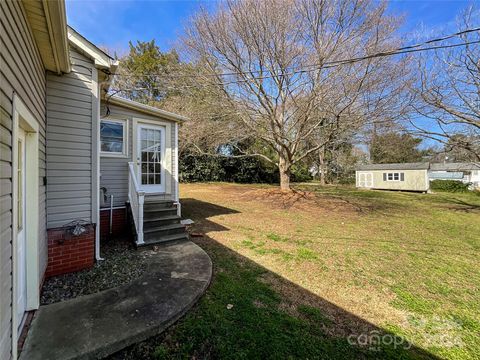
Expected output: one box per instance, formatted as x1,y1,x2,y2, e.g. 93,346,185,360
109,195,114,236
92,70,103,261
174,122,181,216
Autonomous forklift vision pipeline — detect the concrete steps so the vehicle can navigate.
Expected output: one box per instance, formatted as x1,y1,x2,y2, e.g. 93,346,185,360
136,200,189,246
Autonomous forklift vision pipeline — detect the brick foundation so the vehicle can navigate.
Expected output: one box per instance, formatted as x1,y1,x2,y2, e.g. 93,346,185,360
100,207,128,239
46,224,95,278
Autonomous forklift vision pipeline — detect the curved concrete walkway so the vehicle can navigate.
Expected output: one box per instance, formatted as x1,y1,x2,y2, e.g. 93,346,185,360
21,240,212,360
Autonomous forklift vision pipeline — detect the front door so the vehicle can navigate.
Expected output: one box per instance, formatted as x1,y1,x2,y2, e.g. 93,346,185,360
16,128,27,331
137,124,165,193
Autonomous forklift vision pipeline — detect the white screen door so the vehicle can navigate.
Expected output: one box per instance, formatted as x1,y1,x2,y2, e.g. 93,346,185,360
16,128,27,331
137,124,165,193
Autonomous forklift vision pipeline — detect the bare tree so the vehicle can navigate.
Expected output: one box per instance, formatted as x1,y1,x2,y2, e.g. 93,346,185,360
183,0,407,190
409,6,480,161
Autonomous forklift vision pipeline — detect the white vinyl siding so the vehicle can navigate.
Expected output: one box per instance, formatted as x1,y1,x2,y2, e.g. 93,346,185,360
99,103,177,208
46,49,94,228
0,1,47,357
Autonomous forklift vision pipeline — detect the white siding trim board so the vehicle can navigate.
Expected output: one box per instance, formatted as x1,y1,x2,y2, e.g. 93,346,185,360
11,94,41,358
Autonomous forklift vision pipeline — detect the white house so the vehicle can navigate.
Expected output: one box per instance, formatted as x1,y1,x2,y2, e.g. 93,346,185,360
0,1,187,357
429,162,480,189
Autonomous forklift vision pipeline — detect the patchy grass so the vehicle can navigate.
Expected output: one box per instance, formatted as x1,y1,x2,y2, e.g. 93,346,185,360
112,183,480,360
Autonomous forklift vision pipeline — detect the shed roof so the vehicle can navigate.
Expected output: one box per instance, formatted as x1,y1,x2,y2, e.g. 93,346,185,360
430,162,480,171
356,162,430,171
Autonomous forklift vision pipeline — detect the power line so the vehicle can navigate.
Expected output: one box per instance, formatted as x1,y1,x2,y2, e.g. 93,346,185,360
112,27,480,80
110,39,480,93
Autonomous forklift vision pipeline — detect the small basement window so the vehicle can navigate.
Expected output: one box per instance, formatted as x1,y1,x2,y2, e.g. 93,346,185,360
100,119,127,157
383,172,405,182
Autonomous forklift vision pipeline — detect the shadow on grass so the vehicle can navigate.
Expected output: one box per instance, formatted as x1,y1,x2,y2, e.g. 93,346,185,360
181,198,240,232
432,196,480,213
110,198,440,360
294,184,411,215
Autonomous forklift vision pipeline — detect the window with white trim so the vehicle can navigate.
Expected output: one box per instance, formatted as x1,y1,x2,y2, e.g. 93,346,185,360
100,119,128,156
383,172,404,181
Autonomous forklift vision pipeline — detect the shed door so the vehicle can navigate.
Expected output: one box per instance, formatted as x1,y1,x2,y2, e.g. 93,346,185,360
359,172,373,188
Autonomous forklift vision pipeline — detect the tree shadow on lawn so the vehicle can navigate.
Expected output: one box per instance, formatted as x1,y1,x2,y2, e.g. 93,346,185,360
110,200,441,360
292,185,411,215
428,196,480,214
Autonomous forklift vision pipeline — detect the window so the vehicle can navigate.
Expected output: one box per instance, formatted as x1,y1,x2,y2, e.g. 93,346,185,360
383,172,404,181
100,119,127,156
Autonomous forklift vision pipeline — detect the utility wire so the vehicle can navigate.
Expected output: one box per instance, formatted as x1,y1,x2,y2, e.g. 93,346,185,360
112,27,480,80
110,39,480,93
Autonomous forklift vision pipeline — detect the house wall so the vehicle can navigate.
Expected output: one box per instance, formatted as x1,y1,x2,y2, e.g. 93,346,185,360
357,169,429,192
0,1,47,357
45,48,98,277
471,170,480,188
429,169,480,190
99,208,128,240
45,224,95,278
46,48,95,228
99,103,177,208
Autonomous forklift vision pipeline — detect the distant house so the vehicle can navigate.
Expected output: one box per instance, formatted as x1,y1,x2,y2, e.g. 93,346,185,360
355,162,480,192
1,1,187,358
429,162,480,189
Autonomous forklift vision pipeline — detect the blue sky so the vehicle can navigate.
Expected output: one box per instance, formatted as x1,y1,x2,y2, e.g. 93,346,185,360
66,0,473,55
66,1,476,149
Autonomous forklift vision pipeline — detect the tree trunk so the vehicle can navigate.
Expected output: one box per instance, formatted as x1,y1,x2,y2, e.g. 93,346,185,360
318,148,326,186
279,156,291,191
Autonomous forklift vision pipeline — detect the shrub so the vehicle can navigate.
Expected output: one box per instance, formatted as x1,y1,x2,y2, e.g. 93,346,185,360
290,164,312,183
179,153,313,184
430,180,471,192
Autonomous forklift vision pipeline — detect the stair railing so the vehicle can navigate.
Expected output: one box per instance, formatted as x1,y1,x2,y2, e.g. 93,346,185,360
128,162,145,244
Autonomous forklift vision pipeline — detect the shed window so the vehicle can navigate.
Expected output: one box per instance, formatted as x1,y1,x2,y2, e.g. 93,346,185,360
100,119,127,156
383,172,404,182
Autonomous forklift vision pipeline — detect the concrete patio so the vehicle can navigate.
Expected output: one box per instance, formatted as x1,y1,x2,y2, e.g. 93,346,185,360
20,240,212,360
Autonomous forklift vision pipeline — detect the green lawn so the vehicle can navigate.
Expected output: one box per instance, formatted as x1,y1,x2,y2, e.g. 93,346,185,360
113,183,480,360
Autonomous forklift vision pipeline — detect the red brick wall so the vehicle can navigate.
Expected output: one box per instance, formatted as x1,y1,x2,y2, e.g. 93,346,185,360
100,208,128,239
46,224,95,278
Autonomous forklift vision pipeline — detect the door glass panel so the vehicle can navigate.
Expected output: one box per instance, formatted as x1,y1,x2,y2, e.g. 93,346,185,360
140,127,163,186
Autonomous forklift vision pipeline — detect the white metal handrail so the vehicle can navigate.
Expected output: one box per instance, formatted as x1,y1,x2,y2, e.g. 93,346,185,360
128,162,145,244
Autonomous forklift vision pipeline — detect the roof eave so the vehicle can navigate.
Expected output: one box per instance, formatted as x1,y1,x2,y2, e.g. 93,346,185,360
43,0,70,73
108,96,188,123
67,26,115,70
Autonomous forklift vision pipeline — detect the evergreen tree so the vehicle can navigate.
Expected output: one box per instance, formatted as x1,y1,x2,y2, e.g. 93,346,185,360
370,133,425,164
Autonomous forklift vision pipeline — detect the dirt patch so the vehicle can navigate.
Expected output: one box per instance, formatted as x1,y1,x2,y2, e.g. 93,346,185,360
241,188,315,208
